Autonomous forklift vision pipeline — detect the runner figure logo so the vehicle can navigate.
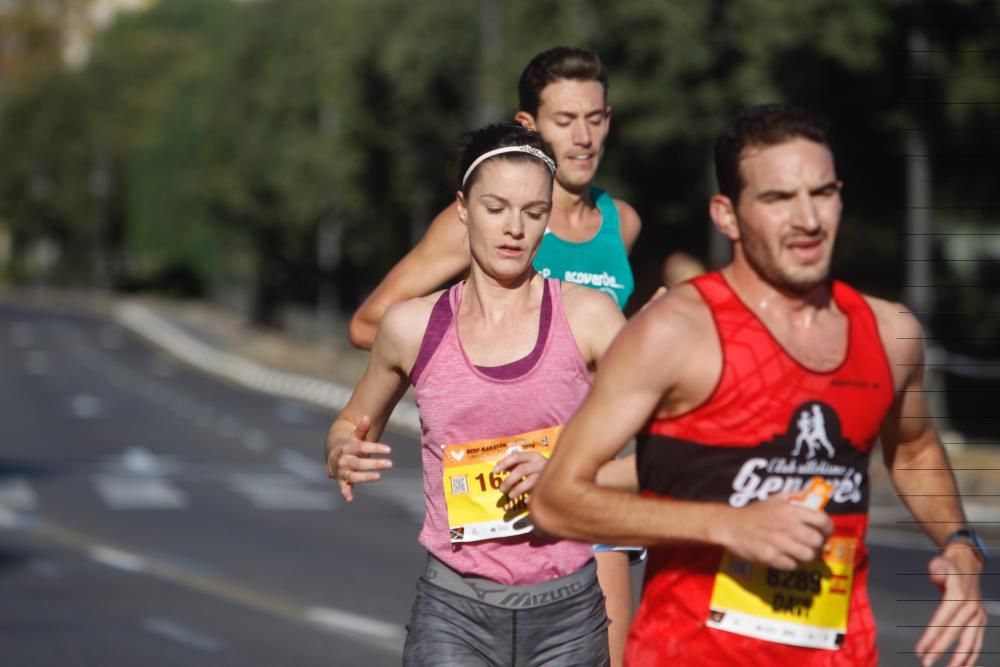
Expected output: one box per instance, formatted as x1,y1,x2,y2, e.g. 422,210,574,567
727,401,866,510
791,404,836,459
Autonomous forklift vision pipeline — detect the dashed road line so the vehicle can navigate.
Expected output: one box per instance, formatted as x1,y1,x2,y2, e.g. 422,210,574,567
89,545,146,572
93,476,188,510
29,519,405,655
279,449,329,483
305,607,405,642
0,477,37,511
69,393,103,419
143,617,223,653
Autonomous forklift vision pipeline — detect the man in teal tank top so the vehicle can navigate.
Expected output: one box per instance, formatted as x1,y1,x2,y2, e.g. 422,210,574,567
534,186,634,308
349,47,641,350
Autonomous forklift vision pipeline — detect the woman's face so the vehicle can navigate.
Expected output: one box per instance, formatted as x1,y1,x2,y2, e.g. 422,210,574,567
458,158,553,283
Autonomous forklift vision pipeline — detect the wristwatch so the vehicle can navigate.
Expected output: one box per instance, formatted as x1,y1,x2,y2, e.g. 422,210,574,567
943,528,989,565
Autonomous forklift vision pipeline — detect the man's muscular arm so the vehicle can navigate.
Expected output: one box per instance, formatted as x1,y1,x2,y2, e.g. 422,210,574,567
532,290,831,570
873,301,986,667
349,202,470,349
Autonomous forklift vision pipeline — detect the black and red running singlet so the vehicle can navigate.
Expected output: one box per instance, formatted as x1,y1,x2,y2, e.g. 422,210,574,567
628,272,895,667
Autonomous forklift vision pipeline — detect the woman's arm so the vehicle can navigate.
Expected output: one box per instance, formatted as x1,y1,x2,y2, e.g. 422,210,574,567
327,300,429,500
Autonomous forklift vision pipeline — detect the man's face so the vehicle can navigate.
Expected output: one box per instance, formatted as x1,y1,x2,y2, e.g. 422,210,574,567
733,138,842,293
522,79,610,192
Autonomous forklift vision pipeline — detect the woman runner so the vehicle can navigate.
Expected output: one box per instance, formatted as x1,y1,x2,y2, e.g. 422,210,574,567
325,123,626,666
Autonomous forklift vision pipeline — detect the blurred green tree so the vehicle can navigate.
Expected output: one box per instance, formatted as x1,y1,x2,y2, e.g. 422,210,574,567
200,0,361,325
111,0,247,296
0,69,98,280
0,0,997,370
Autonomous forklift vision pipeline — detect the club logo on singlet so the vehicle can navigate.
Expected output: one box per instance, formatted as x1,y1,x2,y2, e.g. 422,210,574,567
729,402,864,510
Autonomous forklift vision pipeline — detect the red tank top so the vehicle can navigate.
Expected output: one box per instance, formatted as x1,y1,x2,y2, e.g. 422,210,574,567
628,272,894,667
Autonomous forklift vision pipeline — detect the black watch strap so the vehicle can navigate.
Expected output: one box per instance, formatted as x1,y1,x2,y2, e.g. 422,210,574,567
943,528,989,565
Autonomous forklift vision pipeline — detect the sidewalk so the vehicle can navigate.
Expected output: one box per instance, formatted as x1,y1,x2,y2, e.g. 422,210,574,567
110,296,421,435
2,287,996,536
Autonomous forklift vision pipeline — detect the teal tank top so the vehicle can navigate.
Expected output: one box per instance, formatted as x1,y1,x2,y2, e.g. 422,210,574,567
533,186,635,309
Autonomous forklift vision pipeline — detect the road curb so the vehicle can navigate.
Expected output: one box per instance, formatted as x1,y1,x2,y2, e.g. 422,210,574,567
112,302,421,436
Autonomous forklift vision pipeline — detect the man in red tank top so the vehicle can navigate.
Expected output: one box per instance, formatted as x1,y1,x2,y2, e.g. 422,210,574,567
534,104,987,667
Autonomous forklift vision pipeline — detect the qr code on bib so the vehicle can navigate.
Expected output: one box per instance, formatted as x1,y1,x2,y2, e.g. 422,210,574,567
450,475,469,495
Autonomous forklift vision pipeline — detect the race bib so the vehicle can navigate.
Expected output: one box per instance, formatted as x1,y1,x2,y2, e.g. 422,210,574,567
706,537,856,650
442,425,561,543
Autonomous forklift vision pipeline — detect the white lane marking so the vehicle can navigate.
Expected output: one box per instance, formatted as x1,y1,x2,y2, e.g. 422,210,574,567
985,601,1000,618
117,447,177,476
10,322,33,347
14,516,403,656
279,449,328,483
229,473,336,511
89,545,147,572
25,350,49,375
143,617,223,653
305,607,405,642
69,393,102,419
0,506,18,529
0,477,37,510
243,429,269,452
93,476,187,509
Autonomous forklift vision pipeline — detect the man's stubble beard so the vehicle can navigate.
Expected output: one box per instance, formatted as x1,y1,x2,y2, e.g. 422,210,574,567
740,226,833,295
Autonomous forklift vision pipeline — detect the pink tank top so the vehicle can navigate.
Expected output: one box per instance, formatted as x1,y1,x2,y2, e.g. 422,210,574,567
411,278,594,585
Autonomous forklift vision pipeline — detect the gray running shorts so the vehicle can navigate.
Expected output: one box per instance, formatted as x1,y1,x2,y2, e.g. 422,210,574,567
402,555,610,667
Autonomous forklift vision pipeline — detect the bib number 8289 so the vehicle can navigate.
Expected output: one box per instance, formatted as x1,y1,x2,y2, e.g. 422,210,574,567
765,568,822,595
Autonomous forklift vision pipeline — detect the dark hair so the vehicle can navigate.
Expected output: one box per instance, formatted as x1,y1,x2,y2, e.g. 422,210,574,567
714,103,832,203
517,46,608,116
459,123,556,195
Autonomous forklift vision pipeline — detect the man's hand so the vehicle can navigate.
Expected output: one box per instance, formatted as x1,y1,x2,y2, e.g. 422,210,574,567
326,416,392,502
494,451,548,502
713,496,833,570
914,546,986,667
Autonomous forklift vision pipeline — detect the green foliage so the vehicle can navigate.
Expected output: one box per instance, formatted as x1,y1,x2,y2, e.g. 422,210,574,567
0,0,997,351
109,0,246,291
0,69,98,274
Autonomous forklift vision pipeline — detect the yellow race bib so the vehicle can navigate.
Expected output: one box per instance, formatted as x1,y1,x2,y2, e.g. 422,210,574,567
442,425,561,543
706,537,856,650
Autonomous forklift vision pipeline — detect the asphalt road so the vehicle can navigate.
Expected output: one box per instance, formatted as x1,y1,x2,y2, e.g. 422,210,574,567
1,302,997,666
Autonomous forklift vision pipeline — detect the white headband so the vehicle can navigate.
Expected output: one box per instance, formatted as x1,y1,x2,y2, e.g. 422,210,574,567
461,145,557,187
